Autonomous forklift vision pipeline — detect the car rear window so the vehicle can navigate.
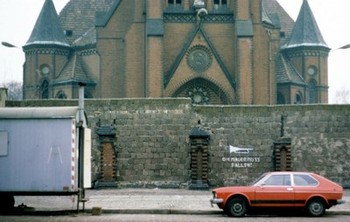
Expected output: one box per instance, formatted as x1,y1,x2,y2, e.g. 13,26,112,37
293,174,319,186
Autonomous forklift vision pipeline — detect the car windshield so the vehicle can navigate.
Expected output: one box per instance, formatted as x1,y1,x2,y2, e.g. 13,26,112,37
250,173,267,186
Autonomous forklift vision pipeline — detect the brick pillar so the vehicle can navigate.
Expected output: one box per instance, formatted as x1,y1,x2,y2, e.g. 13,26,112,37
96,125,117,188
235,0,254,104
274,137,292,171
145,0,164,97
189,127,210,190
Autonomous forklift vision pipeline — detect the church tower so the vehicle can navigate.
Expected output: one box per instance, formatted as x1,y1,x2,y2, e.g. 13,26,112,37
280,0,330,104
23,0,70,99
21,0,329,104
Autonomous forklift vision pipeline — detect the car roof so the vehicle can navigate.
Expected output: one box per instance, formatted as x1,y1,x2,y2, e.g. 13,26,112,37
268,171,314,175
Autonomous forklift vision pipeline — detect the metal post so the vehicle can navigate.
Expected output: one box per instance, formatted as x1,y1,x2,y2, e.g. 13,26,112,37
77,82,86,212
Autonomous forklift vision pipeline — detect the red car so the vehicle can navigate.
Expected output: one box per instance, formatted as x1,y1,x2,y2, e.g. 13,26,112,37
210,172,345,217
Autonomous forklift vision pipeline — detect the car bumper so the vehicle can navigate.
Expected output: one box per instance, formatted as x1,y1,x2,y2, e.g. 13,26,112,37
210,198,224,207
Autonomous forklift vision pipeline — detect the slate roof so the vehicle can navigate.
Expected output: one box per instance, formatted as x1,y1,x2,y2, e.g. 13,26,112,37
25,0,70,47
58,0,115,44
276,54,306,86
263,0,295,45
283,0,328,49
73,27,96,47
52,53,95,85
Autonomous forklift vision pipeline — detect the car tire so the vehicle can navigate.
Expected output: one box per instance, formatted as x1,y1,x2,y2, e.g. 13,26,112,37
226,197,247,217
307,199,325,217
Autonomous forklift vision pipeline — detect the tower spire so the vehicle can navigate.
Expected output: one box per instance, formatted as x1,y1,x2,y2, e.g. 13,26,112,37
24,0,69,47
284,0,328,49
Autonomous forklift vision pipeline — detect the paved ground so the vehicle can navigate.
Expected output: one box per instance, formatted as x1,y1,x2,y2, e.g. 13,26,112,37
2,214,350,222
9,189,350,215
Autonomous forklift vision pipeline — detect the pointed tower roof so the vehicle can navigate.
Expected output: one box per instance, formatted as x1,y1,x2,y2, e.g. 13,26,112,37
283,0,328,49
24,0,69,47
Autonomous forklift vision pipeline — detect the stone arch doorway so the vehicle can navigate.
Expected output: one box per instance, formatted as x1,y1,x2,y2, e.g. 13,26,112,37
173,78,231,105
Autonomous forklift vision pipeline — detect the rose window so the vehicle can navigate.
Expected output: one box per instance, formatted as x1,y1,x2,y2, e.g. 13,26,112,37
188,87,210,104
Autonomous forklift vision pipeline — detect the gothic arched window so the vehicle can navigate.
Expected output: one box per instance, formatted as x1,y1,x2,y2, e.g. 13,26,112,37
56,90,67,99
173,78,231,105
41,80,49,99
168,0,182,5
309,80,317,104
295,91,303,104
214,0,227,6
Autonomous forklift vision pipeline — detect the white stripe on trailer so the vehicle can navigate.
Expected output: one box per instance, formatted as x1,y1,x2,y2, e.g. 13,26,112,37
71,119,76,190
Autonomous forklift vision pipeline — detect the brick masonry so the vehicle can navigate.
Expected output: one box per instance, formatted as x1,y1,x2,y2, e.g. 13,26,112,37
6,99,350,188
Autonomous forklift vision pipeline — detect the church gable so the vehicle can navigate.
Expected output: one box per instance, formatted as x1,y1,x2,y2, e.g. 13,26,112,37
22,0,329,104
164,27,235,104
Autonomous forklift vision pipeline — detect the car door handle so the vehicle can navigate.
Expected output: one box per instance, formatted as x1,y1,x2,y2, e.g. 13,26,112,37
287,187,293,191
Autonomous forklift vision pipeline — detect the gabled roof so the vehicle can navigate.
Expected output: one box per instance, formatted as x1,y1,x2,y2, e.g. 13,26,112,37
261,1,274,26
53,53,95,85
25,0,69,47
263,0,295,45
96,0,122,27
59,0,115,44
276,53,306,86
73,27,96,47
283,0,328,49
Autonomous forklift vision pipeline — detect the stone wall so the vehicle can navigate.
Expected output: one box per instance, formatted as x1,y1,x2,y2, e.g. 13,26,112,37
6,99,350,188
193,105,350,187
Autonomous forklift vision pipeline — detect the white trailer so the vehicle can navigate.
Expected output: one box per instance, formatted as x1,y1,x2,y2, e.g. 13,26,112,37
0,106,91,211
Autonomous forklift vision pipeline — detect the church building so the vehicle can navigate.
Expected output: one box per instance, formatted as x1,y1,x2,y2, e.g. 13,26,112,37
22,0,330,105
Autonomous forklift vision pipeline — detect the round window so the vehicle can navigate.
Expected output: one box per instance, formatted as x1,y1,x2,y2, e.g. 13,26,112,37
40,65,50,75
307,66,317,76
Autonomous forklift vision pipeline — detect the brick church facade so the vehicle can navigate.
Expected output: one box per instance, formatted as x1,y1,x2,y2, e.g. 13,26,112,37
22,0,329,105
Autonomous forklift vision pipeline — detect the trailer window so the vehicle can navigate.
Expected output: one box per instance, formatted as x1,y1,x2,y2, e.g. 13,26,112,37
0,131,8,156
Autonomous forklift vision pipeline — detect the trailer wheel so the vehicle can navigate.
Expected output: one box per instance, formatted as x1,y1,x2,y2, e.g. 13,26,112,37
0,194,15,211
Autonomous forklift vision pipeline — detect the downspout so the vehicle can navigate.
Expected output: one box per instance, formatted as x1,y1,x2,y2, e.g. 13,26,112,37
144,0,148,97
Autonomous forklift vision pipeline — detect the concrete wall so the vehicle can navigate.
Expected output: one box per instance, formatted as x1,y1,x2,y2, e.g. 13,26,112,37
0,88,7,107
6,99,350,188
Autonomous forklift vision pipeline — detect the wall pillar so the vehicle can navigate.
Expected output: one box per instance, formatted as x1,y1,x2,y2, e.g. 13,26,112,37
274,137,292,171
145,0,164,97
189,127,210,190
96,125,117,188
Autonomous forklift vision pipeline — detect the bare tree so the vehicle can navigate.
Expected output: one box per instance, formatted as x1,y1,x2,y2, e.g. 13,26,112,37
1,81,23,100
334,88,349,104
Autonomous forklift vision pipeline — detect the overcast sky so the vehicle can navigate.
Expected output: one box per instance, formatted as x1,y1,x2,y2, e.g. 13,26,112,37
0,0,349,103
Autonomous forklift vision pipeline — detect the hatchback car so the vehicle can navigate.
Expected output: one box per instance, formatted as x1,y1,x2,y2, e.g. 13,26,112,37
210,172,344,217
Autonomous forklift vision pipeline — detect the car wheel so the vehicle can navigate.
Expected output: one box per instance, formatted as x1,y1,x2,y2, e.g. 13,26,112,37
226,197,247,217
307,199,325,217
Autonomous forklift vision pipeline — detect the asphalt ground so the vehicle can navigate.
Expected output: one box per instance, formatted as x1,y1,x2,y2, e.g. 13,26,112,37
6,189,350,216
